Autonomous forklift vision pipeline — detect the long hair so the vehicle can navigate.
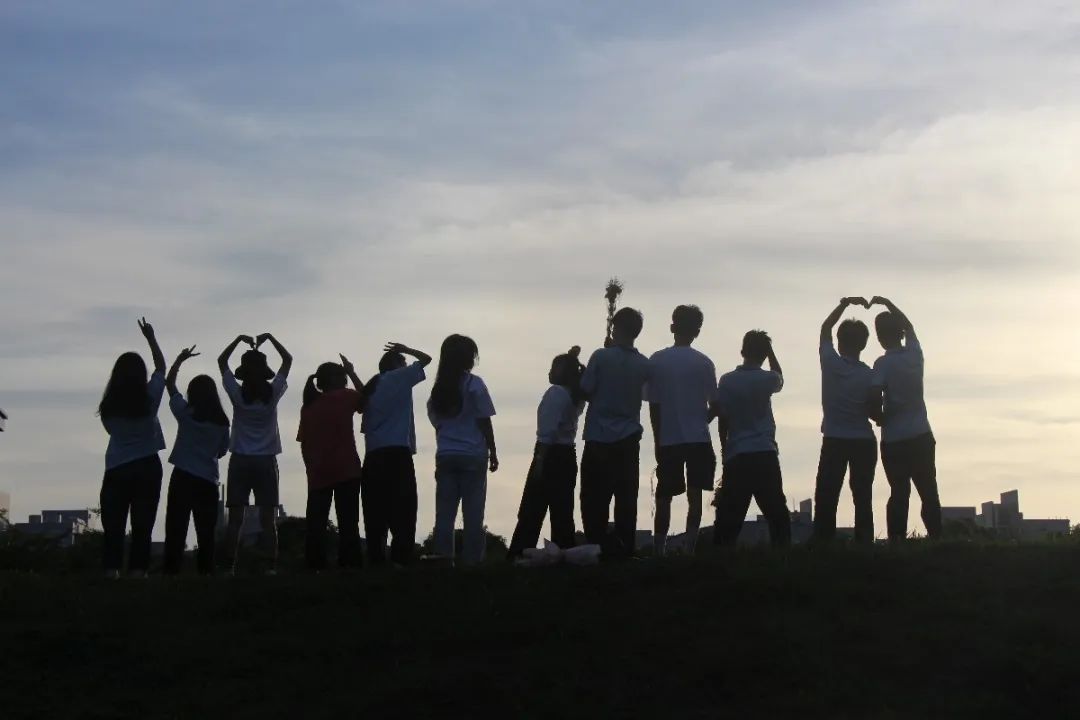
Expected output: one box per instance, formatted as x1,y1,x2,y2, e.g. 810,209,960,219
241,378,273,405
98,352,151,419
303,362,346,408
186,375,230,427
429,335,478,418
552,348,587,405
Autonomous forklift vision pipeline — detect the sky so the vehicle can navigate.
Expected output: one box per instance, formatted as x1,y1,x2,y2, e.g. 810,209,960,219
2,1,1080,545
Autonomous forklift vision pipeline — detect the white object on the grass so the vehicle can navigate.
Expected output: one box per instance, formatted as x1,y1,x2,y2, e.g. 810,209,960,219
514,541,603,568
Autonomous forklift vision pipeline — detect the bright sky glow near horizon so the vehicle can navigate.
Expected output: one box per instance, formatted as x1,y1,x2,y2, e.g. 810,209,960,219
2,1,1080,544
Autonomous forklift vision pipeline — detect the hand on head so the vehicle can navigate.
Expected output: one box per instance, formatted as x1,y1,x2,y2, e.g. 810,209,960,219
384,342,408,354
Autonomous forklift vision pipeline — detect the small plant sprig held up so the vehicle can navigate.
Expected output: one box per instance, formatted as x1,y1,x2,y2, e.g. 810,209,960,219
604,277,624,345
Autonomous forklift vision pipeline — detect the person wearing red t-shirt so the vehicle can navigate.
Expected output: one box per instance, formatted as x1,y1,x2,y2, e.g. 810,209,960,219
297,356,366,570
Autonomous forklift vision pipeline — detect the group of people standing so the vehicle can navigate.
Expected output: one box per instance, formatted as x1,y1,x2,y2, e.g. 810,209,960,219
96,294,938,577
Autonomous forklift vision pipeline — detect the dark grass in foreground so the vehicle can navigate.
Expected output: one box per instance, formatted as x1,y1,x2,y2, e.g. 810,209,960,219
3,544,1080,718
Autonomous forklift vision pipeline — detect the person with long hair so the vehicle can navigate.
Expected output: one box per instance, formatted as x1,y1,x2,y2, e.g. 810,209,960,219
507,346,586,559
360,341,431,566
427,334,497,566
162,345,230,575
297,356,366,570
98,317,168,579
218,332,292,573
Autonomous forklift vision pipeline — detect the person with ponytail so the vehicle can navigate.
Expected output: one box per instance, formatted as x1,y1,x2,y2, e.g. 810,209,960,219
98,317,168,579
218,332,292,573
360,342,431,566
507,346,586,559
162,345,230,575
296,356,366,570
427,334,497,566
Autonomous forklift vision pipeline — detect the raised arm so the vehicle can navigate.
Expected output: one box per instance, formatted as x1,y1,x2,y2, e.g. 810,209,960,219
257,333,293,378
766,341,782,377
871,296,916,344
138,317,166,374
338,354,366,395
821,297,868,343
166,345,200,396
477,418,499,472
218,335,253,375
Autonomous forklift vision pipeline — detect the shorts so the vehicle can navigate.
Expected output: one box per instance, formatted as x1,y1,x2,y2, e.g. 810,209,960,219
656,442,717,497
226,454,280,507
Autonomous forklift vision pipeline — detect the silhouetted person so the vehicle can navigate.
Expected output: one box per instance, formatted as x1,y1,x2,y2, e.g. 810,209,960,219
98,317,167,579
297,358,365,570
870,297,941,541
162,345,230,575
428,335,498,566
648,305,717,557
579,307,650,558
713,331,791,547
360,342,431,566
508,347,587,559
813,298,878,544
218,333,292,573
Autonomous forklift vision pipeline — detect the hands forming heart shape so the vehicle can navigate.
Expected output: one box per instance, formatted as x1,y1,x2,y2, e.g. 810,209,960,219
237,333,274,349
842,296,892,309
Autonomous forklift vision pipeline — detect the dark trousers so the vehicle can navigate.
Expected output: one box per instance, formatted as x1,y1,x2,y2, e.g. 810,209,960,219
100,454,163,572
163,468,220,575
580,433,641,557
714,451,791,547
306,478,362,570
361,447,418,566
813,437,877,544
508,444,578,557
881,432,941,540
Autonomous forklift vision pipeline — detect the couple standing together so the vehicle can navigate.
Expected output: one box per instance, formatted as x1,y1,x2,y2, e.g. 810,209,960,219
510,296,939,558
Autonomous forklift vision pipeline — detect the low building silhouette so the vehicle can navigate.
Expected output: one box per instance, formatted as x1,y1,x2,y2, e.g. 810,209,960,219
12,508,98,547
0,491,10,528
941,490,1069,539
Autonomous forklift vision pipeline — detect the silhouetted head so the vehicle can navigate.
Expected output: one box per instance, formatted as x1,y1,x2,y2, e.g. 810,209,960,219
430,334,479,417
98,352,151,419
837,319,869,356
741,330,772,366
875,312,904,350
186,375,230,427
303,362,347,407
611,307,644,345
671,305,703,344
365,350,408,401
235,349,274,405
549,346,586,404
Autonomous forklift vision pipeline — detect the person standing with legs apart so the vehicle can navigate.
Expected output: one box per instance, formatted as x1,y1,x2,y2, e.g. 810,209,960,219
869,297,941,541
507,347,587,559
579,308,651,558
162,346,230,575
713,331,791,547
98,318,168,579
297,358,365,570
360,342,431,566
813,298,879,545
219,333,292,573
648,305,717,557
427,335,498,566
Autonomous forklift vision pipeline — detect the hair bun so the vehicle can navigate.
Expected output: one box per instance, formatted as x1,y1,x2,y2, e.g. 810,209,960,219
568,345,581,358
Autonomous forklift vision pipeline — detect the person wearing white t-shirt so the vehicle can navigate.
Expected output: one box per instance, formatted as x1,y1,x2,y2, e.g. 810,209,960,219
579,307,651,558
869,297,941,541
508,347,587,559
427,334,498,566
712,330,791,547
814,297,879,544
648,305,717,557
361,341,431,566
98,318,168,579
218,332,292,572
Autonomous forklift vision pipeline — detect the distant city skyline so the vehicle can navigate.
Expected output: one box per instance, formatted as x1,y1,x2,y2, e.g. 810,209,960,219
3,3,1080,546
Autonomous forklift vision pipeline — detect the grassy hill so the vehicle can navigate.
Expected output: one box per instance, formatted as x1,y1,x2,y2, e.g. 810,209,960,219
3,543,1079,718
